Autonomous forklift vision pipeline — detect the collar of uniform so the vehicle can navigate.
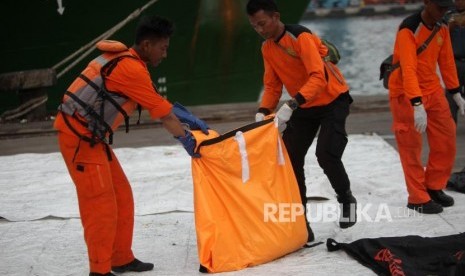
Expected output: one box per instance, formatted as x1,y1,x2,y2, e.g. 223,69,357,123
274,25,287,43
128,48,148,68
128,48,142,60
420,13,435,30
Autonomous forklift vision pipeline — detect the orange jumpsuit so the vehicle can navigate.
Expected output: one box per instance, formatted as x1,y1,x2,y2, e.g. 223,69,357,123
389,12,460,204
54,46,172,273
258,24,352,225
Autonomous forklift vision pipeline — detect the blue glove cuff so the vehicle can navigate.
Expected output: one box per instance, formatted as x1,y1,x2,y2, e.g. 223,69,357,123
172,102,209,135
175,130,199,157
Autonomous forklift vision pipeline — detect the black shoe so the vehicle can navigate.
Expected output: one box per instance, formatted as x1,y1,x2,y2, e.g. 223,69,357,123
306,223,315,243
428,189,454,207
89,273,115,276
112,258,154,273
407,200,443,214
337,191,357,229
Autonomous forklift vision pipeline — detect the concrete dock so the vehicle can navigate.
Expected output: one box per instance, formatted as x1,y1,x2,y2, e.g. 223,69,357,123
0,94,464,172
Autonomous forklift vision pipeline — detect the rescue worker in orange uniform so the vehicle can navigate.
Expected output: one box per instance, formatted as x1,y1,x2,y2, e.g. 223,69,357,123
446,0,465,123
54,16,208,276
246,0,358,244
446,0,465,191
388,0,465,214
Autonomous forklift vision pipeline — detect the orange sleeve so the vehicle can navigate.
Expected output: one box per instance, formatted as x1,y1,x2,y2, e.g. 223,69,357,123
295,33,327,102
105,57,172,119
397,28,422,100
438,28,460,91
261,52,283,111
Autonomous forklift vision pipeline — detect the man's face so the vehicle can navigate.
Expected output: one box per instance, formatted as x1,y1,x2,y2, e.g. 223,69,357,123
248,10,280,40
425,0,450,23
141,37,170,67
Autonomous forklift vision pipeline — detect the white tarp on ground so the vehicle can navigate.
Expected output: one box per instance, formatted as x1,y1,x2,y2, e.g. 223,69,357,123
1,134,464,275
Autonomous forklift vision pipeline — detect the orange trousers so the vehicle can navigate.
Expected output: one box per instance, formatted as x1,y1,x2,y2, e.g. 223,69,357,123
390,92,456,204
58,132,135,273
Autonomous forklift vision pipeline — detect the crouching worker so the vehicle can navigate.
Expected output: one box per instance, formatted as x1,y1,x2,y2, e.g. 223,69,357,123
246,0,357,244
54,15,208,276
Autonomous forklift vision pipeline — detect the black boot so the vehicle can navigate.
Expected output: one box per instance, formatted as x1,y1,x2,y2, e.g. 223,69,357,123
89,273,115,276
337,191,357,229
407,200,443,214
112,258,154,273
428,189,454,207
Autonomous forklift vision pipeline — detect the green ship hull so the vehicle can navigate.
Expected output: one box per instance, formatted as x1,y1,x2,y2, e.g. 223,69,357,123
0,0,310,115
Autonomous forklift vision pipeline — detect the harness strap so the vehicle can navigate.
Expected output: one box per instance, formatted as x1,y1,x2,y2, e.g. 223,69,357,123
64,90,114,143
77,74,129,132
61,111,97,146
104,143,113,161
78,74,130,131
99,90,130,134
101,57,135,133
390,23,442,72
72,138,82,163
324,61,345,85
61,112,113,161
72,113,88,127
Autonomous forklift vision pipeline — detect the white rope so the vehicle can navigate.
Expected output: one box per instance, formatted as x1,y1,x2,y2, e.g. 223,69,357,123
277,134,285,165
54,0,160,79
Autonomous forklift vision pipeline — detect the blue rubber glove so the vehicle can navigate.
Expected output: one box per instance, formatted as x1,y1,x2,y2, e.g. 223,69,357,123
172,102,209,134
176,130,200,158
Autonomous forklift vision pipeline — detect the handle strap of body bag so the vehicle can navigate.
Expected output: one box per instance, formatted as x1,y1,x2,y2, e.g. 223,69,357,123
390,22,442,71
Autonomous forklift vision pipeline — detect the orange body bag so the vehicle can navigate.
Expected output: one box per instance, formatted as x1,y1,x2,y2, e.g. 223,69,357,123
191,119,307,273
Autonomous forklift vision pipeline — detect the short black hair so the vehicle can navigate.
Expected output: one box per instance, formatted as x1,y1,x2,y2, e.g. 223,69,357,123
246,0,279,15
135,15,174,44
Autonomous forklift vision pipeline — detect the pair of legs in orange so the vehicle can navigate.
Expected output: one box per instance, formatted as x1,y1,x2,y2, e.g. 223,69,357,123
390,92,456,205
58,132,135,274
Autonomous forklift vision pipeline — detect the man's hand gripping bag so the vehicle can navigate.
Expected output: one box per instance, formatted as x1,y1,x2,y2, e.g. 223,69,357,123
191,119,307,273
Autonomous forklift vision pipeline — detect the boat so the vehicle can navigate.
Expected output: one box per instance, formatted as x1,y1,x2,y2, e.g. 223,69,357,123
0,0,310,120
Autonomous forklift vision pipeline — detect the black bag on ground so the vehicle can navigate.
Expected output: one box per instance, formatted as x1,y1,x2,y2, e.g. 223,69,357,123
327,233,465,275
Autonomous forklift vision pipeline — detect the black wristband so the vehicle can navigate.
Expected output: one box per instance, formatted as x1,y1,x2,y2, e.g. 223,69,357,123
410,97,422,106
257,107,271,115
286,98,299,110
447,87,461,94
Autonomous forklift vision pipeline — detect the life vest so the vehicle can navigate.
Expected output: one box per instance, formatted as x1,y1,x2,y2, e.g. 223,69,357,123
58,40,138,145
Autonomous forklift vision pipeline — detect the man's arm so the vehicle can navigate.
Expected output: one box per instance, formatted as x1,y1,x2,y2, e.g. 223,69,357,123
260,54,284,114
105,58,173,119
438,27,460,92
397,29,423,105
295,33,327,104
255,50,283,121
160,112,186,137
161,111,200,157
